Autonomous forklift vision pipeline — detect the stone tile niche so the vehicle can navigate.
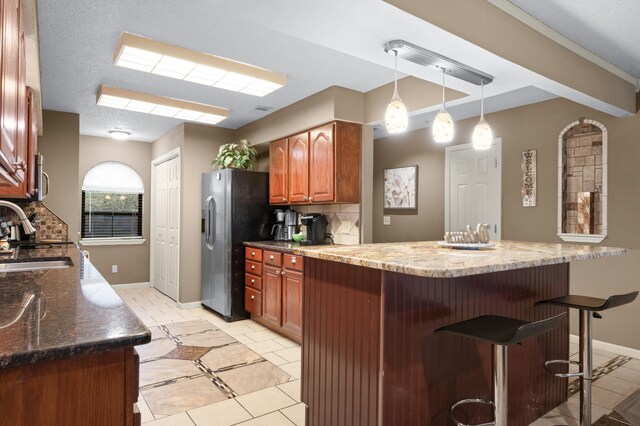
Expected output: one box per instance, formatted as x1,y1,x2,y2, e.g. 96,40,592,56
557,119,607,243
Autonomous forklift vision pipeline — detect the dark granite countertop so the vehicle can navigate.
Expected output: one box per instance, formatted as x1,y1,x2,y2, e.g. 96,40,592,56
0,243,150,369
244,240,328,254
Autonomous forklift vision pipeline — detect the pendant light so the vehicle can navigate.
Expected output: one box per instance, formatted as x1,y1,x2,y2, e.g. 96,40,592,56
385,50,408,134
472,81,493,150
432,68,454,143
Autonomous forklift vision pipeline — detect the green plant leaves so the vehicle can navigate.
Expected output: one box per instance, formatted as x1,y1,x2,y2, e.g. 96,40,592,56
212,139,258,170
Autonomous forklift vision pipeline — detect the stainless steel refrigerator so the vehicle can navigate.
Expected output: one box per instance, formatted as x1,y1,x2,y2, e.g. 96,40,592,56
201,169,272,321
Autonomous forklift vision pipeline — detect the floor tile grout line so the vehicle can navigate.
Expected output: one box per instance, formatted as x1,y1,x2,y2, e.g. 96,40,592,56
568,355,632,397
139,373,206,391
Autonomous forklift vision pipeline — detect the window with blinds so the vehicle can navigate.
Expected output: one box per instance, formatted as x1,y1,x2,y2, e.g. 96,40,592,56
81,162,144,240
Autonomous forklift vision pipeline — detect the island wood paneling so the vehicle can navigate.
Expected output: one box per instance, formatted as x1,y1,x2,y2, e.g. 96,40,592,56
302,258,382,426
302,259,569,426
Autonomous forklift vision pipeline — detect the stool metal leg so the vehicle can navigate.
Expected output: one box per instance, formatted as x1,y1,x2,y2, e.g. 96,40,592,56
494,344,508,426
579,309,592,426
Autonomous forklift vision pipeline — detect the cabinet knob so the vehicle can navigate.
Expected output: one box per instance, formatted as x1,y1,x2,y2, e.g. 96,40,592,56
9,161,27,176
269,255,274,260
250,295,255,300
309,196,313,201
251,251,255,256
303,196,308,201
291,257,297,264
281,270,286,276
251,265,255,270
251,279,255,283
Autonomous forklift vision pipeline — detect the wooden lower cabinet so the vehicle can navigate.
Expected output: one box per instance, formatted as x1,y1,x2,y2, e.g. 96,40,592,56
262,265,282,326
244,247,303,343
0,347,140,426
282,269,303,336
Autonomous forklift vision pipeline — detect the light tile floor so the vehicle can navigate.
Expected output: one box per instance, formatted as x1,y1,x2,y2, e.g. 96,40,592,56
118,287,640,426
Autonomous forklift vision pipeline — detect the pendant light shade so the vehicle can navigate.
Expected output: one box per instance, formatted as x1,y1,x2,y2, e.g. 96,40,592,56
385,51,408,134
472,81,493,150
432,68,454,143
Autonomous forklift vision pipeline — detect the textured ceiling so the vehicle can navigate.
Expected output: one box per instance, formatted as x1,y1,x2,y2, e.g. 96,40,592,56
37,0,394,141
42,0,637,142
509,0,640,78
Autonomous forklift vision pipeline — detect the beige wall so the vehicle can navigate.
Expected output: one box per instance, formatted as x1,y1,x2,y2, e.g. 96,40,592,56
179,124,234,303
150,123,233,303
79,135,152,284
38,110,80,241
235,86,366,146
373,97,640,349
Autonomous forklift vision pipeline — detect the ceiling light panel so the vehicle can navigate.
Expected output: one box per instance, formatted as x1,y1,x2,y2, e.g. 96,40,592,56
96,85,228,125
114,33,287,97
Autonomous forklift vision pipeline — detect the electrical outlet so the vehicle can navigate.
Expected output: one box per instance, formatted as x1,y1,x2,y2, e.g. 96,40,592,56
383,216,391,225
112,265,118,273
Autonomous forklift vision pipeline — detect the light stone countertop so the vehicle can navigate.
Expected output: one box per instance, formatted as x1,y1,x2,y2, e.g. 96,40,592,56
291,240,627,278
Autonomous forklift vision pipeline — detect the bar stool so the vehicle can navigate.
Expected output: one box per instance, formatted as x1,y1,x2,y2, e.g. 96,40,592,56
435,313,566,426
536,291,638,426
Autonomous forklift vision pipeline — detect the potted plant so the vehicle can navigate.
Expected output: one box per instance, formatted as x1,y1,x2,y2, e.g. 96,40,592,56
211,139,258,170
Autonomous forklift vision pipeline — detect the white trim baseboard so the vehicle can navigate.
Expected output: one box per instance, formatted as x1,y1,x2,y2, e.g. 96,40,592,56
177,301,202,310
111,282,151,289
570,334,640,360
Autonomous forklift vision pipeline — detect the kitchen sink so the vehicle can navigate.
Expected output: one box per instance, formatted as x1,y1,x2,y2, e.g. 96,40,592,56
0,258,73,273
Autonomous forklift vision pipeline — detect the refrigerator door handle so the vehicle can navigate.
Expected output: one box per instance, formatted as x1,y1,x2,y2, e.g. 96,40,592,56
205,195,214,249
209,196,216,246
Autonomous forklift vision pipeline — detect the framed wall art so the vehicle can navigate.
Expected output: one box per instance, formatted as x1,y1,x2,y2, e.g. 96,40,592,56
384,165,418,210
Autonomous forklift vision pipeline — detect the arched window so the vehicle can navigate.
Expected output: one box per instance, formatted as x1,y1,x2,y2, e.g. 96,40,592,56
81,162,144,241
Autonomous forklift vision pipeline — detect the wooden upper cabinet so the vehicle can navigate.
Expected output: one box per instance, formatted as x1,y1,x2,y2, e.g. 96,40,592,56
268,121,361,205
269,138,289,204
0,0,21,187
309,124,334,203
288,132,309,203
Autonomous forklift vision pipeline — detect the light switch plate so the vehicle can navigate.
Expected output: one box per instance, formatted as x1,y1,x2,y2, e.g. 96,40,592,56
112,265,118,273
383,216,391,225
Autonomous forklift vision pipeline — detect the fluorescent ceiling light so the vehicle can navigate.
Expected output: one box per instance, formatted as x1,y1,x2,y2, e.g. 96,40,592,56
96,85,229,125
113,33,287,97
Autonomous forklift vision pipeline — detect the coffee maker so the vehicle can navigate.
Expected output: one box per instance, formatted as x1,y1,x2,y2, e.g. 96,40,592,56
300,214,328,245
284,209,298,241
272,209,286,241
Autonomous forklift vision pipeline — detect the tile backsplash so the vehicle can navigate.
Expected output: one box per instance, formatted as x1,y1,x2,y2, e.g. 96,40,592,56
0,201,68,241
294,204,360,245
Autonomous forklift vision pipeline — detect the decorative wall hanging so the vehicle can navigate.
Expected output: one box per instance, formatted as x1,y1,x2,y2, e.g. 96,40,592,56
521,149,537,207
384,165,417,209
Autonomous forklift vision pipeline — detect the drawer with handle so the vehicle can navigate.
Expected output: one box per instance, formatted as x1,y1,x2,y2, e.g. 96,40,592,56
245,247,263,262
245,273,263,290
245,260,263,276
284,254,304,271
263,250,282,267
245,286,263,316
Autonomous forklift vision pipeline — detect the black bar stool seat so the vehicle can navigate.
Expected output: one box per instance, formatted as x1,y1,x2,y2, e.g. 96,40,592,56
536,292,638,312
435,313,566,426
536,291,638,426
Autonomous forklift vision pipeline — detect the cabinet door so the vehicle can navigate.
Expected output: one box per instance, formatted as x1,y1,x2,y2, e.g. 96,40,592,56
288,132,309,203
262,265,282,326
269,139,289,204
309,124,334,203
282,269,302,337
0,0,21,186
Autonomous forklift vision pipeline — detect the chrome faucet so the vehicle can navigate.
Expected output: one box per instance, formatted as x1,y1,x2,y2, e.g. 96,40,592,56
0,200,36,235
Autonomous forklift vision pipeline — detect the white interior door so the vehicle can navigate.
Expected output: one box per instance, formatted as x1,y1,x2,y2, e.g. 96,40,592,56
165,156,180,300
445,140,501,240
151,153,180,301
153,161,168,295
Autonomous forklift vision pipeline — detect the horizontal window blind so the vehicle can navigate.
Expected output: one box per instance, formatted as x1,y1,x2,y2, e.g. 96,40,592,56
81,191,143,239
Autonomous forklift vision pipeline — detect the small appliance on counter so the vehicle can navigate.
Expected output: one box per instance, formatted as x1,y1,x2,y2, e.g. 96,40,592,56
284,209,298,241
300,213,328,245
272,209,286,241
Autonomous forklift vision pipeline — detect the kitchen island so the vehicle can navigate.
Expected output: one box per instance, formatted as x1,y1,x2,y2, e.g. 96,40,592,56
291,240,626,426
0,243,150,426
